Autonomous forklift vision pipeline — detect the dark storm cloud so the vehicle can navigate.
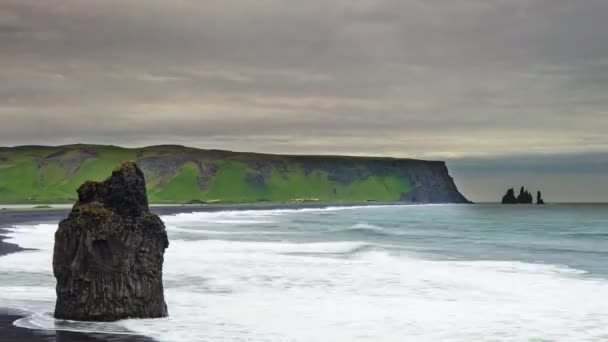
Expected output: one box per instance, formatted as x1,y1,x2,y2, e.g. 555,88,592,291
1,0,607,200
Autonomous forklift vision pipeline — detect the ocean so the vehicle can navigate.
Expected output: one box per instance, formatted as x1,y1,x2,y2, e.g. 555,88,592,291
1,204,608,341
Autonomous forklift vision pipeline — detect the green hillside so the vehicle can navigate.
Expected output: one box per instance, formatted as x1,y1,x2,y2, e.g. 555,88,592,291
0,145,469,204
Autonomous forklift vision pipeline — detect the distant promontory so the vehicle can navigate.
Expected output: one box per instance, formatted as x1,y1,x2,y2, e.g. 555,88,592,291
0,144,470,205
502,186,545,205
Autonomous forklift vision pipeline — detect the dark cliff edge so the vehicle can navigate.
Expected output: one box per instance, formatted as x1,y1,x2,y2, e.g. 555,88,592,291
398,161,471,204
53,162,169,322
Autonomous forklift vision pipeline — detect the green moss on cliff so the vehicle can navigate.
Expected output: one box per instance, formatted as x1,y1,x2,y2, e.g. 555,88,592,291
148,162,201,203
0,144,466,204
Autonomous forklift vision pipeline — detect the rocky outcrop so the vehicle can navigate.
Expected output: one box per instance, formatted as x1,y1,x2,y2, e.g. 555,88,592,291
502,188,518,204
400,161,471,204
516,186,533,204
537,191,545,205
502,186,543,204
53,162,169,321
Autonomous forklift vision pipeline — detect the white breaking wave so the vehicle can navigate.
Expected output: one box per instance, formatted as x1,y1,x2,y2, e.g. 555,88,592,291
14,312,135,335
334,222,409,236
160,204,414,223
0,224,56,274
350,222,387,232
168,227,290,235
1,208,608,342
127,241,608,342
3,224,57,251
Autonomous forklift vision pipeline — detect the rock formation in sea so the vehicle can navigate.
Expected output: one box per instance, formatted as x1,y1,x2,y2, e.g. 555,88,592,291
502,186,542,204
516,186,534,204
53,162,169,321
501,188,518,204
537,191,545,205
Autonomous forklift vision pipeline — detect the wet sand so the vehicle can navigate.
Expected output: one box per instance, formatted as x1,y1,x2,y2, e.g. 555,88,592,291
0,309,155,342
0,209,69,256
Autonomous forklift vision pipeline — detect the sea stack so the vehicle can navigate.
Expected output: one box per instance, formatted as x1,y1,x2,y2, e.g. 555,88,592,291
537,191,545,205
501,188,518,204
516,186,534,204
502,186,544,205
53,162,169,321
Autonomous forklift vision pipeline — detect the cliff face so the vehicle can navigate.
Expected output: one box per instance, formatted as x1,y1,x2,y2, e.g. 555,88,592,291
0,145,470,204
399,161,470,204
53,162,169,321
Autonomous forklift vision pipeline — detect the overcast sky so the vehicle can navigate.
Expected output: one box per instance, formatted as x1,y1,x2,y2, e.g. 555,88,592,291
1,0,607,201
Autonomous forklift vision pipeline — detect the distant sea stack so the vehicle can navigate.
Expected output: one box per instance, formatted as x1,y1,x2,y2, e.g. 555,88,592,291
53,162,169,321
501,186,544,205
501,188,518,204
537,191,545,205
516,187,534,204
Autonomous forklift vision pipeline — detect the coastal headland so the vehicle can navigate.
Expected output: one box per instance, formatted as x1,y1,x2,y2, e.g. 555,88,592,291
0,145,469,205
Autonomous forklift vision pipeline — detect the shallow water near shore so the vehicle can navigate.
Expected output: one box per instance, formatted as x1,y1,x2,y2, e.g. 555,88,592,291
1,204,608,341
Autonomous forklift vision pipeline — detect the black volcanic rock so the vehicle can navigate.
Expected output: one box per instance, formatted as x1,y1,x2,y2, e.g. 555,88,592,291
537,191,545,205
399,161,471,204
502,188,518,204
53,162,169,321
516,186,534,204
502,186,541,204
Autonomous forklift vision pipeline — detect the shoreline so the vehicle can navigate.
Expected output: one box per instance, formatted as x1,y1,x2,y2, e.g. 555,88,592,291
0,209,171,341
0,209,69,257
0,201,414,341
0,227,25,256
0,309,156,342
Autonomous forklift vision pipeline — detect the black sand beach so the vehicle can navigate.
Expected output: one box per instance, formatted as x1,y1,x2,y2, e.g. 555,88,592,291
0,309,155,342
0,209,69,256
0,227,25,256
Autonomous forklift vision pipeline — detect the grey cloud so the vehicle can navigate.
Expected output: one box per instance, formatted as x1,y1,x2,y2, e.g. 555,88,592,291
0,0,607,199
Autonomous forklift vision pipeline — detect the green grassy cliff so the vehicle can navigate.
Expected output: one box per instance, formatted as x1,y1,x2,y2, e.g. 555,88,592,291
0,145,469,204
